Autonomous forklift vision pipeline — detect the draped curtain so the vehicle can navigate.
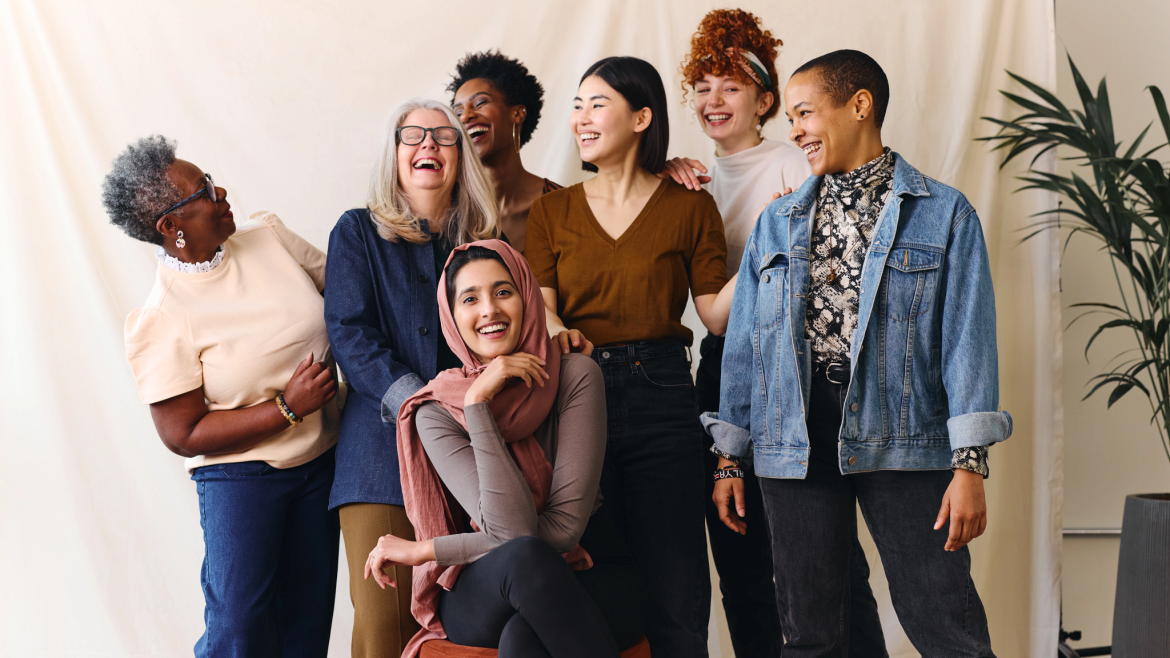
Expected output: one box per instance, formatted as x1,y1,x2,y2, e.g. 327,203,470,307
0,1,1058,655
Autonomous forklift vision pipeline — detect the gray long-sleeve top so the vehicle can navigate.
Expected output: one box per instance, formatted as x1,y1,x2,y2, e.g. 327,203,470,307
415,353,606,566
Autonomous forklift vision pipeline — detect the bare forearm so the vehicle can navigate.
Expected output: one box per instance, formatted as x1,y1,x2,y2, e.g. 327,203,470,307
411,539,437,564
694,275,737,336
153,398,290,458
541,287,568,336
187,403,292,456
545,305,568,336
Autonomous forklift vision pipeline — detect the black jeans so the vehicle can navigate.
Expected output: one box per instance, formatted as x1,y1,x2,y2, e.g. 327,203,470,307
696,334,888,658
593,341,711,658
759,373,995,658
572,502,647,650
439,536,619,658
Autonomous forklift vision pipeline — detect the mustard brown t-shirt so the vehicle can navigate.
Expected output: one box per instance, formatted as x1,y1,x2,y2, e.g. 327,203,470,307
525,178,729,347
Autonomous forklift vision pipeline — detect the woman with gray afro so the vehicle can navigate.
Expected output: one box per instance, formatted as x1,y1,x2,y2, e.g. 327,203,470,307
102,135,341,657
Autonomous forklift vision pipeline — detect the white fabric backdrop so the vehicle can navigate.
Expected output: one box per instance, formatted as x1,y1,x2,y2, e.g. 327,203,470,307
0,1,1059,656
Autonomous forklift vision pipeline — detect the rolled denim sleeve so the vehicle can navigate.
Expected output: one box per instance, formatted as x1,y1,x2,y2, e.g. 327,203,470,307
381,373,425,423
700,229,763,460
324,215,426,426
940,205,1012,449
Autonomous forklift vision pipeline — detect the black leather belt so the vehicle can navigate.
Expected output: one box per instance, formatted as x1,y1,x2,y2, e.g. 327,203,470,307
814,359,851,385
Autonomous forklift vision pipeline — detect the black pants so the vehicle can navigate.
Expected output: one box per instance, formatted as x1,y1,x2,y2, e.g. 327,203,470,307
759,373,995,658
593,341,711,658
697,332,888,658
571,503,647,651
439,536,619,658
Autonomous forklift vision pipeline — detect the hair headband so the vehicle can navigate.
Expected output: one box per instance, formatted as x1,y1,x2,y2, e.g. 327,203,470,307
699,48,773,90
729,48,772,89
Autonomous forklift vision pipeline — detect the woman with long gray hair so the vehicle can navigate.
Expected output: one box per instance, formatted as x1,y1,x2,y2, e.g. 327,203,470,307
323,98,506,657
104,136,341,657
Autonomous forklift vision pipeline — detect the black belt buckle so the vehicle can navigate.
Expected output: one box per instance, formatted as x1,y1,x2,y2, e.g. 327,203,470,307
824,361,850,385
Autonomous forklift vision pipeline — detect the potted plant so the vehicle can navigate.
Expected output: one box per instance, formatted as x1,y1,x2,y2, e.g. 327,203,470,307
982,56,1170,657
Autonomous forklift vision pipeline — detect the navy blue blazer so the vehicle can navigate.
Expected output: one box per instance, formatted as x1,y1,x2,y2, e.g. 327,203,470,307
324,209,448,508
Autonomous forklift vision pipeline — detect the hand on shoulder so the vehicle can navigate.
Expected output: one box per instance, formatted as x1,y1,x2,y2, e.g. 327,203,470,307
755,187,795,221
659,157,711,191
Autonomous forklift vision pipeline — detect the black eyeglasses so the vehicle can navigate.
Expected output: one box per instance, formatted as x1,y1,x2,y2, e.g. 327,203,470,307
156,173,218,220
396,125,461,146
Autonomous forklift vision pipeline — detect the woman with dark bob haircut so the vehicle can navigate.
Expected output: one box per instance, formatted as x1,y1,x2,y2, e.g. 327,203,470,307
525,55,738,658
449,50,564,254
103,136,340,657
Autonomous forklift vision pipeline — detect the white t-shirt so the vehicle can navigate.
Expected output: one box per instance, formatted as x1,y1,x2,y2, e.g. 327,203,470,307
706,139,812,277
124,212,339,472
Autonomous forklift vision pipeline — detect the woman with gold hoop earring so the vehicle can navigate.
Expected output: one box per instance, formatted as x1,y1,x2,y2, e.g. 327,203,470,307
450,50,562,253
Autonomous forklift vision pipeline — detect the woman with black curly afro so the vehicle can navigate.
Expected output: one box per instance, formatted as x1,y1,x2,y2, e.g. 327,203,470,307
669,9,889,658
449,50,562,253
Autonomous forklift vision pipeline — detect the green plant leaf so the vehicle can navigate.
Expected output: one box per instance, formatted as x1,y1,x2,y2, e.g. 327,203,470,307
1149,86,1170,149
1006,70,1074,120
1084,318,1142,359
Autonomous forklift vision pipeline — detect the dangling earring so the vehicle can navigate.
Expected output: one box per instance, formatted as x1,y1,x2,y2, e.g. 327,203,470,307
175,230,186,249
512,122,522,153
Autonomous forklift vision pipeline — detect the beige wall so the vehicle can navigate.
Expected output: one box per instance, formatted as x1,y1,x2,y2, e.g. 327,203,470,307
1056,0,1170,650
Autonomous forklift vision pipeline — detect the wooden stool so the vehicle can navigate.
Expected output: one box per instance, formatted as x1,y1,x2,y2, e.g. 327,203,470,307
420,634,651,658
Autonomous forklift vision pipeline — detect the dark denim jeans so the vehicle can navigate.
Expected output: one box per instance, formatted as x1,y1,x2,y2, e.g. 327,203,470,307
592,341,710,658
697,333,888,658
191,447,340,658
759,375,995,658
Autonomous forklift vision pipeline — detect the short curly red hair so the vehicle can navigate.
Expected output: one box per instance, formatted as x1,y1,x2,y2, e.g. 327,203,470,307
679,9,782,125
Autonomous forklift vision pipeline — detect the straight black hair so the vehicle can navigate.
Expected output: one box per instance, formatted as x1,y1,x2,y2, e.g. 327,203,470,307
791,49,890,129
445,246,509,313
578,56,669,175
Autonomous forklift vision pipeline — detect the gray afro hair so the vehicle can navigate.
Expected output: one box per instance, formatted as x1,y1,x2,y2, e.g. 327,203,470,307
101,135,183,245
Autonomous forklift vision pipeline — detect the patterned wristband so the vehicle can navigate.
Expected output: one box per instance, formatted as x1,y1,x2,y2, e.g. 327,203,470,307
276,393,302,427
713,467,744,481
709,444,741,464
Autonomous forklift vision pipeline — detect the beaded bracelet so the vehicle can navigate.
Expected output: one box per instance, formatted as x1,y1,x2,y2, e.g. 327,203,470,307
713,467,744,481
276,393,302,427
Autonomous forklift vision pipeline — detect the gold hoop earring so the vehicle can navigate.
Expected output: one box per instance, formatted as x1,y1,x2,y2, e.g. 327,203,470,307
513,123,522,153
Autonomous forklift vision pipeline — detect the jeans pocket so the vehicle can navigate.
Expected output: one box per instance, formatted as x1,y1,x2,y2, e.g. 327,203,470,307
637,358,694,389
216,461,273,478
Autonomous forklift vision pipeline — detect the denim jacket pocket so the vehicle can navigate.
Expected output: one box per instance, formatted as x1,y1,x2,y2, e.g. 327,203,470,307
880,246,942,321
757,253,790,330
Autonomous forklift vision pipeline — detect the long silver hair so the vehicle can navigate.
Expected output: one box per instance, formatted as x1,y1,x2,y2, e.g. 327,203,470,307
367,98,499,245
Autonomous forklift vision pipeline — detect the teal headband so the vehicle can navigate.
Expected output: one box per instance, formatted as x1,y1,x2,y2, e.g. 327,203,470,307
698,48,773,90
737,49,773,90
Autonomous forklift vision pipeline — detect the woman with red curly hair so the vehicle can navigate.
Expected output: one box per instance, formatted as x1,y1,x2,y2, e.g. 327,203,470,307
665,9,889,658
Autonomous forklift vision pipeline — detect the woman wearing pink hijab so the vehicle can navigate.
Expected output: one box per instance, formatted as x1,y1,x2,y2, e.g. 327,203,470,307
365,240,644,657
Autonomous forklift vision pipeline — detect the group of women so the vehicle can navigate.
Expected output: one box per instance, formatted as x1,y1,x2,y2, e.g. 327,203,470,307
102,9,856,658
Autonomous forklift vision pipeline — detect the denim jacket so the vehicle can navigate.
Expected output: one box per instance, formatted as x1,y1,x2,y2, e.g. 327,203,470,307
702,153,1012,478
323,209,445,508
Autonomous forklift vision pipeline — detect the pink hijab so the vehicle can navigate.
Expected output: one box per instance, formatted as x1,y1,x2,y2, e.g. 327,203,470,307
396,239,581,657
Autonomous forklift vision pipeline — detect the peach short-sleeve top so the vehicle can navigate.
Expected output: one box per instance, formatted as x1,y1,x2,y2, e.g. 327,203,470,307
124,212,339,472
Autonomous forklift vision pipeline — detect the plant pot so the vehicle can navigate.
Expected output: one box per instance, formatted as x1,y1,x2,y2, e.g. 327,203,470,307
1112,493,1170,657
